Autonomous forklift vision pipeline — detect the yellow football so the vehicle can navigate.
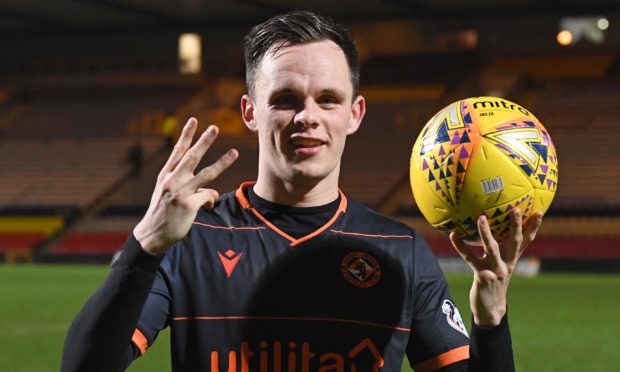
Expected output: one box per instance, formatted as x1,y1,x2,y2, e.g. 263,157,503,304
410,97,558,244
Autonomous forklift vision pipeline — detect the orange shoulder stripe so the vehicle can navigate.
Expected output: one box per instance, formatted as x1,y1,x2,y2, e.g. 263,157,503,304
412,345,470,372
193,221,265,230
331,229,413,239
131,328,149,356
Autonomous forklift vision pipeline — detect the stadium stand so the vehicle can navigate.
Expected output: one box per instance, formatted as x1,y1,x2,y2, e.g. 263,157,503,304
0,31,617,270
0,216,64,262
340,97,437,207
390,53,620,269
0,84,199,260
0,138,162,208
531,79,620,210
487,53,615,81
2,88,194,139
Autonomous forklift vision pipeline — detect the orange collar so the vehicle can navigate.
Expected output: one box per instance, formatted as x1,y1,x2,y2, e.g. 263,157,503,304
235,181,347,247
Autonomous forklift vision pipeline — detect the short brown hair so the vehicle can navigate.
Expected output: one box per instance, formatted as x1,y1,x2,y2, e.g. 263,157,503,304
244,10,360,99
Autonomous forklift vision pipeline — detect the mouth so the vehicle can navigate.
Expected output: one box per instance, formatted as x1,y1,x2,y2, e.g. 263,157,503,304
289,137,325,155
290,137,324,147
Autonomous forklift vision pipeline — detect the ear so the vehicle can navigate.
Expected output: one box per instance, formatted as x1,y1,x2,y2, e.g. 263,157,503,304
346,95,366,135
241,94,258,133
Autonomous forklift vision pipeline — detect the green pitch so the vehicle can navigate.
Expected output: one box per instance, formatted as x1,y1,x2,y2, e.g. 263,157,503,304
0,265,618,371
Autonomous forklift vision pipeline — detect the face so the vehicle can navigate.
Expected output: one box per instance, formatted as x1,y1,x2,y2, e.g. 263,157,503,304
241,40,365,187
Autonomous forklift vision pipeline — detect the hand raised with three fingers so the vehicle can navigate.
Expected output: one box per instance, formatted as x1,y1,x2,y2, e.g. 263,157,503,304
450,208,543,327
133,118,238,256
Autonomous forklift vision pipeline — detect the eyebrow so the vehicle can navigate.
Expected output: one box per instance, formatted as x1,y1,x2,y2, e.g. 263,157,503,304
268,87,346,99
269,87,296,98
318,88,346,99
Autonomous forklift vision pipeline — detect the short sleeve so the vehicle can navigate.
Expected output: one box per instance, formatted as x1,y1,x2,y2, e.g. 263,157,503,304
406,235,470,371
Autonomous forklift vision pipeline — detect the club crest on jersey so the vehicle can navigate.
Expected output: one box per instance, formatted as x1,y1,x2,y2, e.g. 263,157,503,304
341,252,381,288
442,300,469,337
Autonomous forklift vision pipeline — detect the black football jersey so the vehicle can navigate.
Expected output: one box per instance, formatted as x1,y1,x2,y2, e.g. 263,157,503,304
132,182,470,371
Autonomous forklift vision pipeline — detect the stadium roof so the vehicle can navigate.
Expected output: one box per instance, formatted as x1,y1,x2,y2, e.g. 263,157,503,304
1,0,619,35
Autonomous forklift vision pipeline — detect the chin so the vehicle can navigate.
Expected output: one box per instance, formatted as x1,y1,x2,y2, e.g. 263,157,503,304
287,165,338,186
287,171,324,185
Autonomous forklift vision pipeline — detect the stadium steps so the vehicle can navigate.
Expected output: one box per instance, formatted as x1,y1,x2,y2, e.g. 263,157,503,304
0,137,163,208
487,52,615,81
371,57,492,215
531,79,620,210
33,142,170,260
48,232,128,255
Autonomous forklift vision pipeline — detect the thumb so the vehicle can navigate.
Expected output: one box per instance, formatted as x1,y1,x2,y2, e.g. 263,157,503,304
190,188,220,210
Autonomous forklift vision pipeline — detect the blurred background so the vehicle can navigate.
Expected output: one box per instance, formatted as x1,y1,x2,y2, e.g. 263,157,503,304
0,1,618,371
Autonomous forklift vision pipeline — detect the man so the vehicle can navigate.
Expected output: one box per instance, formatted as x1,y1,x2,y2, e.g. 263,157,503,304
62,10,542,371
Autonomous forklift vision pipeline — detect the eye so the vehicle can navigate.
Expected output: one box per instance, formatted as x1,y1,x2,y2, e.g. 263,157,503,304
317,95,339,106
271,94,297,109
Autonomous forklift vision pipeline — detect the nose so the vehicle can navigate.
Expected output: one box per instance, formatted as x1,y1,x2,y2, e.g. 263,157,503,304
293,98,320,129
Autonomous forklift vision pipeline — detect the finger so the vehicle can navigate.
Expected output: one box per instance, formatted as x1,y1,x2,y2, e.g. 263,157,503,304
478,214,501,264
183,148,239,193
450,232,482,269
520,211,543,255
189,188,220,210
161,118,197,175
173,125,219,176
503,208,524,263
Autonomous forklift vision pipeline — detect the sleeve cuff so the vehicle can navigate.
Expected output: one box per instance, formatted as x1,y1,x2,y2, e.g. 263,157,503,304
115,233,164,273
469,312,514,371
471,312,510,341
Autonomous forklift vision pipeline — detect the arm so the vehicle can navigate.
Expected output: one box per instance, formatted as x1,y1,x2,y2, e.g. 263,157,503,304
60,235,162,372
407,210,542,371
406,236,471,370
60,118,238,371
444,208,543,371
450,209,542,327
438,314,513,372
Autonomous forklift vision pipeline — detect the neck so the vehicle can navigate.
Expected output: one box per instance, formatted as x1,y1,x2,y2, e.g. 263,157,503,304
253,174,340,207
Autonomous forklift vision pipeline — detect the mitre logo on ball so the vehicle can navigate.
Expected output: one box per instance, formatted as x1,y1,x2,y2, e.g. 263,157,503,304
409,97,558,244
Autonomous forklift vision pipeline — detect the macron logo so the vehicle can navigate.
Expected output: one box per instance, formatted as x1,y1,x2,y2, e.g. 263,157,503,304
217,249,243,278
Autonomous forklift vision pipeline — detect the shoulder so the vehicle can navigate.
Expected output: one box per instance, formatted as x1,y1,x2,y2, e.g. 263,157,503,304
162,190,250,262
344,197,416,237
340,197,438,264
194,189,251,226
